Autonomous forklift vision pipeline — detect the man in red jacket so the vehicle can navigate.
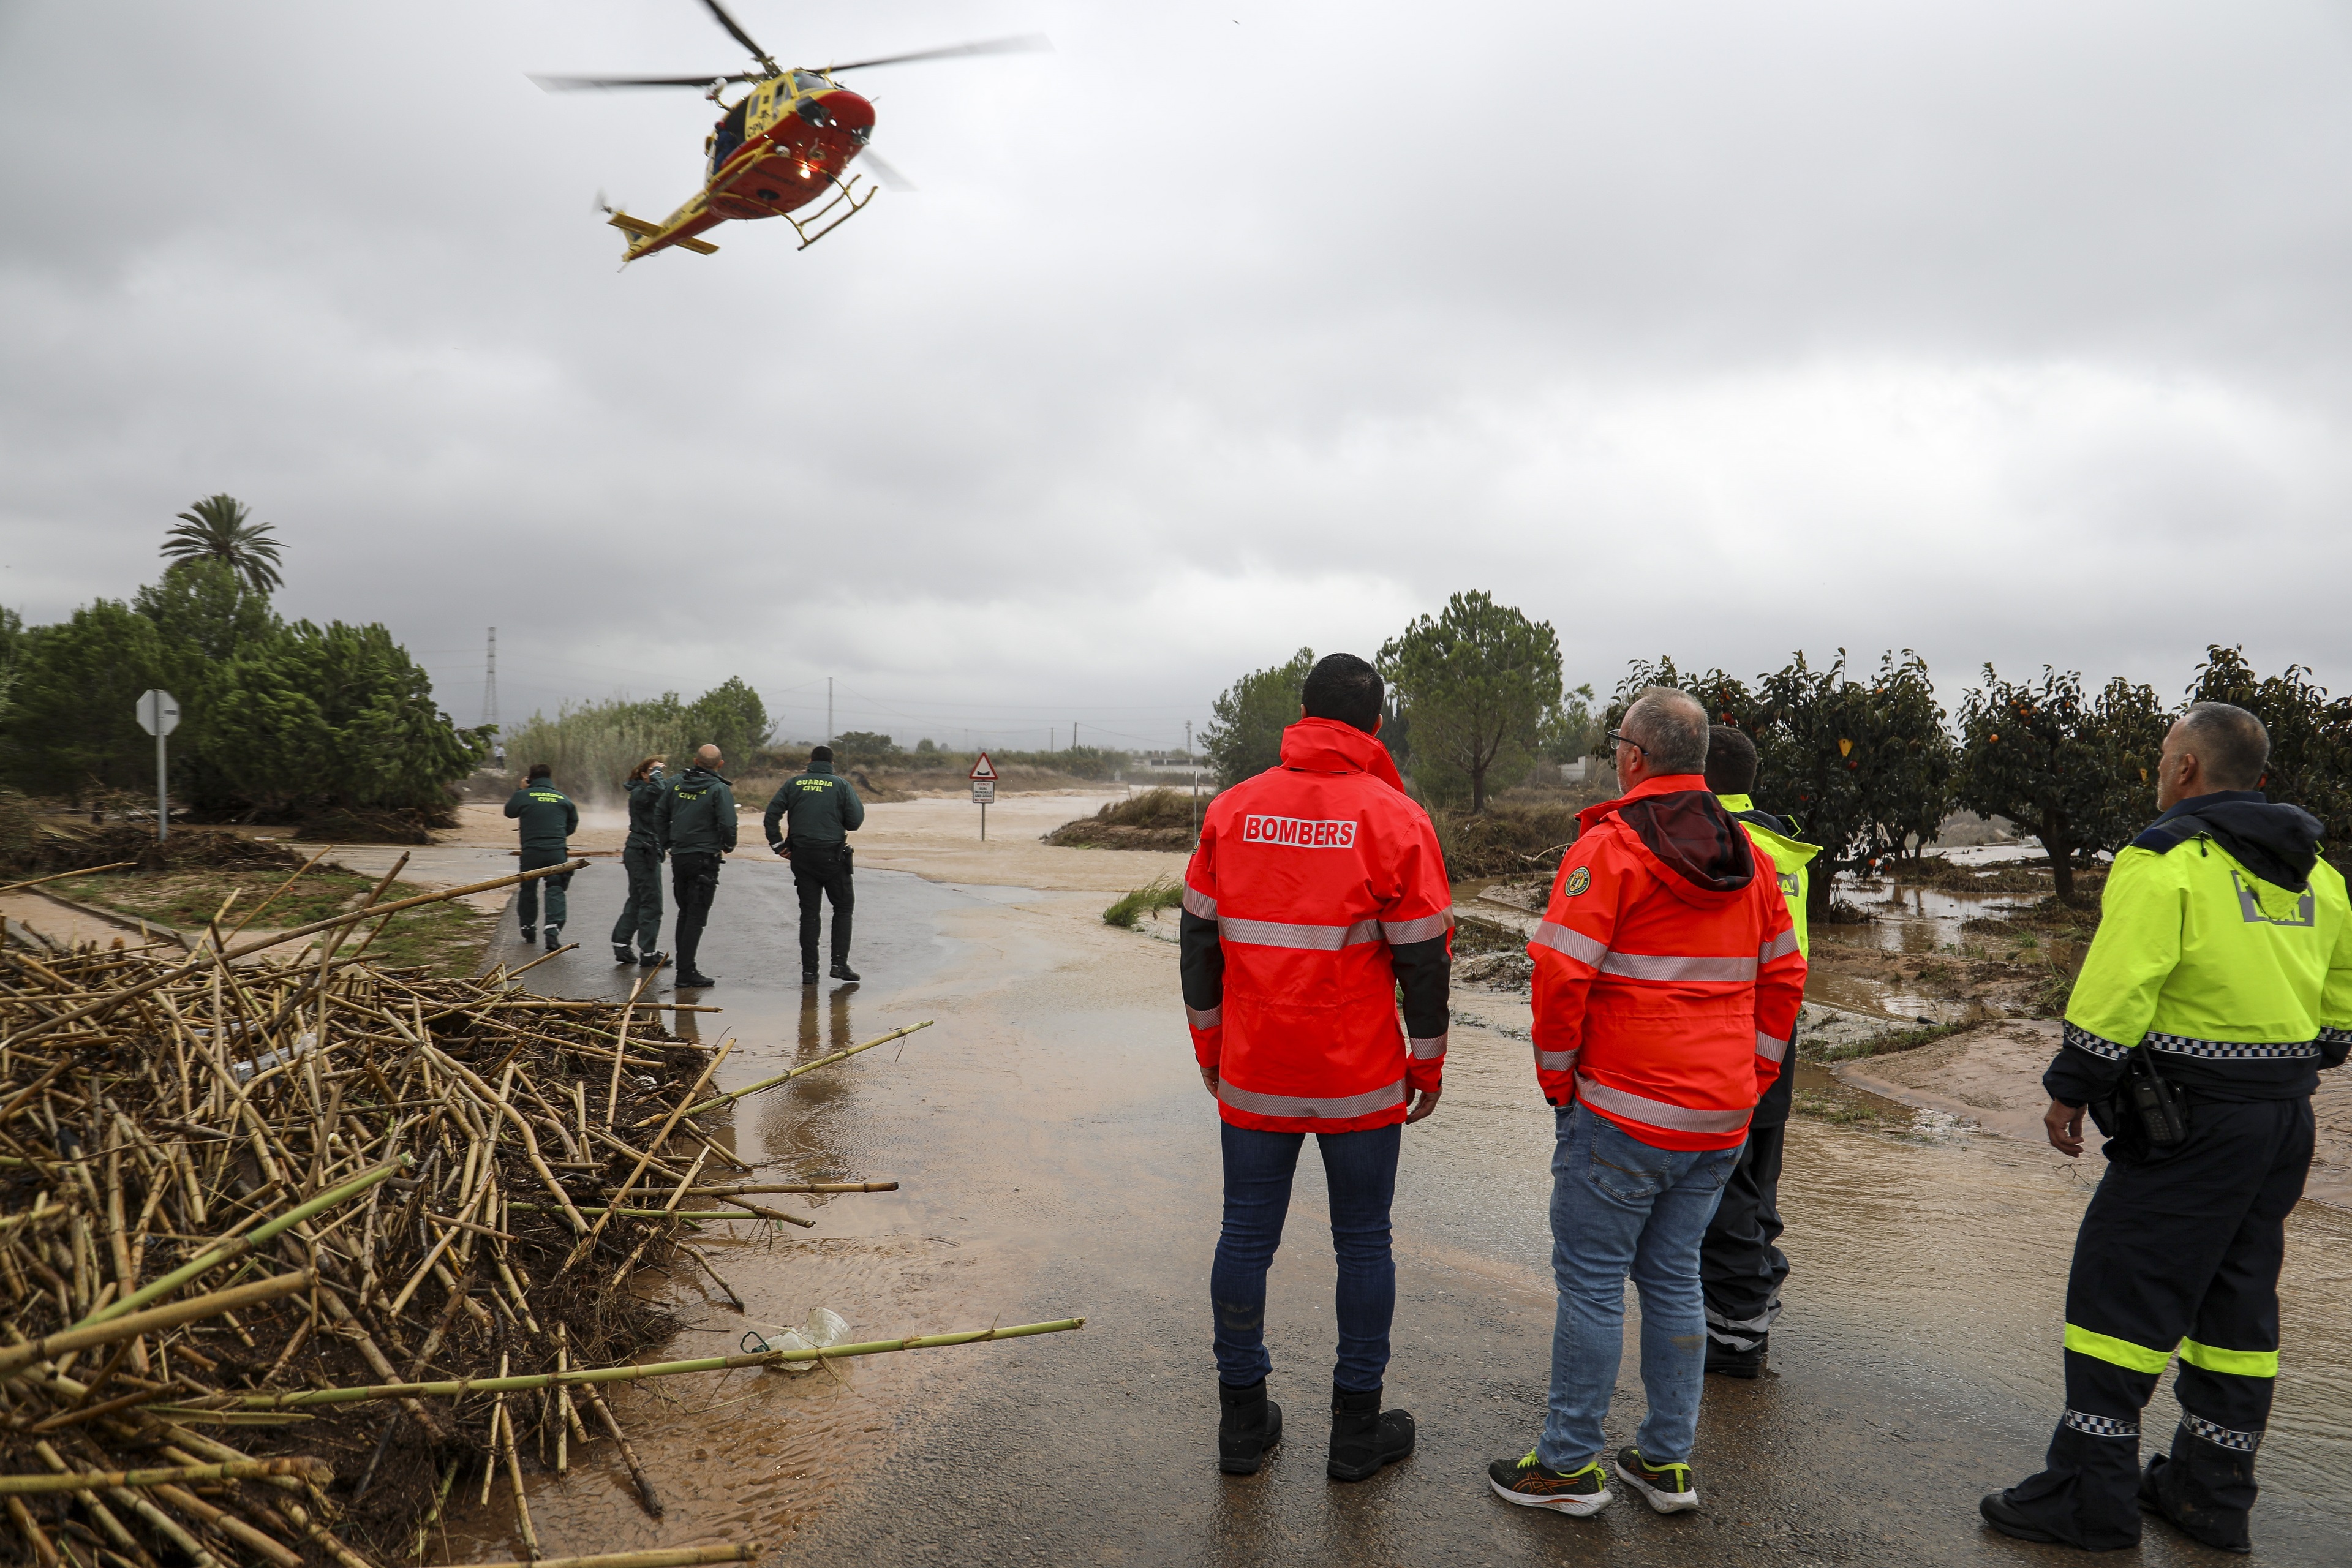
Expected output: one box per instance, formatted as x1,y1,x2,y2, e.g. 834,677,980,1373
1181,653,1453,1483
1489,687,1805,1521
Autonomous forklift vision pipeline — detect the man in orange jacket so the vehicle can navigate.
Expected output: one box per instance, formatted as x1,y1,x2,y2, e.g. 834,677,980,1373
1181,653,1452,1483
1489,687,1805,1521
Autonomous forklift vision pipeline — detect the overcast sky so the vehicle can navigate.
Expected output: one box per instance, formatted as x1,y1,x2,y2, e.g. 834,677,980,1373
4,1,2349,751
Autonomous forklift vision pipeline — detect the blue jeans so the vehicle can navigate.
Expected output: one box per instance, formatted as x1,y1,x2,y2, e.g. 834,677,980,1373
1211,1120,1400,1392
1540,1102,1738,1469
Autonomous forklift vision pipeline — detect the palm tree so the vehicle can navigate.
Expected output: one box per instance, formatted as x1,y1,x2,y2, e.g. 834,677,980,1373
162,494,285,594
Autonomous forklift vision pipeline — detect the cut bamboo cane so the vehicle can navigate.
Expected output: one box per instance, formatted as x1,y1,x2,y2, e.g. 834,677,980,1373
680,1023,932,1117
0,1458,330,1495
440,1549,758,1568
0,1270,315,1376
581,1379,662,1520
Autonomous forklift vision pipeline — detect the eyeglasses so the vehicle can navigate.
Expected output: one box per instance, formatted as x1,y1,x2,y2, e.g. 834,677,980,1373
1605,729,1647,757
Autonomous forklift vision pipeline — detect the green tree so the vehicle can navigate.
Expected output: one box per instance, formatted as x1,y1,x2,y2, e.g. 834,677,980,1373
0,600,167,799
1202,647,1317,786
686,677,771,766
831,729,902,761
1379,591,1564,812
132,561,282,810
1956,666,2168,905
1537,682,1601,769
2186,646,2352,871
163,494,285,594
503,693,690,800
198,620,488,813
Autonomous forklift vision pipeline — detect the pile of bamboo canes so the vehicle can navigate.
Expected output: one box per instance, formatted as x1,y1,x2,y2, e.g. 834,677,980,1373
0,859,1081,1568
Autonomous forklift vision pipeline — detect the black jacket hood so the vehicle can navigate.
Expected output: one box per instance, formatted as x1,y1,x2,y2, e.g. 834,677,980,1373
2134,790,2323,892
1616,790,1758,897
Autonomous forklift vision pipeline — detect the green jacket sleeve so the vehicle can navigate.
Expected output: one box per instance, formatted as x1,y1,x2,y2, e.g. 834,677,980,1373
503,789,528,820
764,785,790,847
653,781,674,855
2046,850,2182,1104
717,782,739,853
564,796,579,838
840,778,864,832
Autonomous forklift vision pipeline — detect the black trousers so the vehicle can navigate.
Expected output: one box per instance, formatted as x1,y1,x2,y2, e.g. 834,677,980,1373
790,840,853,968
669,851,721,975
609,840,662,954
2003,1095,2313,1551
516,846,572,933
1700,1120,1787,1356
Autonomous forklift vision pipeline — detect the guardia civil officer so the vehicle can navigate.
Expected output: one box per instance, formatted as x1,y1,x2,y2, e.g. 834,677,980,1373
764,744,865,985
504,763,579,951
654,744,736,989
610,755,668,968
1698,725,1820,1380
1982,703,2352,1554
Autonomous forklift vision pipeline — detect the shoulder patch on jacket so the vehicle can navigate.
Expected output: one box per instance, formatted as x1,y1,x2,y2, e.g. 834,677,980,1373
1564,866,1591,896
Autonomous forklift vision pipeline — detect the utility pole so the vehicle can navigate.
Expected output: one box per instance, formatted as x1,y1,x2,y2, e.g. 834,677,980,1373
1186,720,1197,840
483,627,502,771
826,677,833,748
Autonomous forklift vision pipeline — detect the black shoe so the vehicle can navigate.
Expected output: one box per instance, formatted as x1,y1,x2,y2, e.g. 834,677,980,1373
638,951,667,968
545,926,564,951
614,945,635,964
1615,1447,1700,1513
830,960,861,981
2140,1455,2252,1554
519,926,536,943
674,972,717,989
1980,1490,2066,1545
1217,1379,1283,1476
1488,1450,1611,1516
802,968,820,986
1706,1335,1766,1379
1326,1386,1412,1482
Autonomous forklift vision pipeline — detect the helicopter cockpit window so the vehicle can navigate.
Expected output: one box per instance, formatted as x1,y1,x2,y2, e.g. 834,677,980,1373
792,71,831,94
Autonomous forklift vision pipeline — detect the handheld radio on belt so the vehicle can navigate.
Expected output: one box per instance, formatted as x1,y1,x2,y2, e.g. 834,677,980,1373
2122,1047,2188,1148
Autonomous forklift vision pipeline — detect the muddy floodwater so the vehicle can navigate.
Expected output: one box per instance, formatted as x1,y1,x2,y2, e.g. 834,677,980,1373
433,855,2352,1566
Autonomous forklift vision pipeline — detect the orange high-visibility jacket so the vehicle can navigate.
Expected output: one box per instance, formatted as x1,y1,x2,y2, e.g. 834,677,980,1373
1526,773,1806,1152
1180,719,1454,1134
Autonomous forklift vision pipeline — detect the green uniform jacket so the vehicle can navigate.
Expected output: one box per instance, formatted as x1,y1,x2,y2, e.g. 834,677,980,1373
624,773,666,850
2048,790,2352,1108
1718,793,1820,959
504,782,578,850
656,767,738,856
764,761,865,848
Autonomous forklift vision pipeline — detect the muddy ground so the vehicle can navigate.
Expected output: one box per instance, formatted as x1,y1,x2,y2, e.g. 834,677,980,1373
361,801,2352,1568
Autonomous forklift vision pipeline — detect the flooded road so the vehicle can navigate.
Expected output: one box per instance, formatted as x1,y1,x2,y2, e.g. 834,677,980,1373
439,854,2352,1566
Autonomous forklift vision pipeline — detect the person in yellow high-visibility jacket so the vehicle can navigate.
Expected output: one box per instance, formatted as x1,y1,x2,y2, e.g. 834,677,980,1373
1697,725,1820,1378
1982,702,2352,1555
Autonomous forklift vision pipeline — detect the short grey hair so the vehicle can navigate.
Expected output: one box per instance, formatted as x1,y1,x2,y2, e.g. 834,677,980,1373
1622,687,1709,774
2178,701,2268,790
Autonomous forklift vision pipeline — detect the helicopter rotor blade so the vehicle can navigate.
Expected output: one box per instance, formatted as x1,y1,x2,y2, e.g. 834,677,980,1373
825,34,1053,73
697,0,777,70
532,71,760,91
856,149,918,192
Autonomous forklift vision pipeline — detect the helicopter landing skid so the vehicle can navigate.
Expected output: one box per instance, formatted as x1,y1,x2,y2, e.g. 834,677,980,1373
782,172,875,250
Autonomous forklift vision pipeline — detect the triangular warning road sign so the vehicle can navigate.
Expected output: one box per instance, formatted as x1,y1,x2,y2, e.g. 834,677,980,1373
969,752,998,781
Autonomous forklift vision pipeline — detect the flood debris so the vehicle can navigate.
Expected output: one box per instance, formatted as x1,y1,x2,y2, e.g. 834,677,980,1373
0,859,1081,1567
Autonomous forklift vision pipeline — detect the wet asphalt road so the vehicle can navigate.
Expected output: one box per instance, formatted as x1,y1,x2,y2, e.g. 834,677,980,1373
464,855,2350,1567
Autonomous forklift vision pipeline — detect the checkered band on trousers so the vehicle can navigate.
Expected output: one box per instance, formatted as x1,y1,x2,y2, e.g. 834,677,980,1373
2182,1412,2262,1453
2321,1027,2352,1047
2062,1022,2130,1060
2144,1031,2319,1060
2062,1408,2141,1440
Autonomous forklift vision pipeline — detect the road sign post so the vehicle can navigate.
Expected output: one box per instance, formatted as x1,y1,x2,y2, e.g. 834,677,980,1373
134,690,181,843
970,753,998,842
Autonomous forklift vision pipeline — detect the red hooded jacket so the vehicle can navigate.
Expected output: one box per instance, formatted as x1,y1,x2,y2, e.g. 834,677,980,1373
1526,774,1806,1152
1180,720,1454,1133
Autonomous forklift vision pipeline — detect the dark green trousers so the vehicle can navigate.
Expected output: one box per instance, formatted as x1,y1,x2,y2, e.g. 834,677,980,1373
516,846,572,932
611,840,663,953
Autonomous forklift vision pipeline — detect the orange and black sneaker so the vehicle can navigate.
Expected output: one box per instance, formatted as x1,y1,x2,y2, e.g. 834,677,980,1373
1614,1447,1700,1513
1488,1450,1611,1516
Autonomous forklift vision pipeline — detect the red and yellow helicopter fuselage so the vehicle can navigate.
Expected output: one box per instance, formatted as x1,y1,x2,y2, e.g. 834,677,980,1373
606,71,876,261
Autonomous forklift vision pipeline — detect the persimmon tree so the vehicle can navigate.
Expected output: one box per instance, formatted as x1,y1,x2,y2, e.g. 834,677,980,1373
1955,666,2167,905
2187,646,2352,872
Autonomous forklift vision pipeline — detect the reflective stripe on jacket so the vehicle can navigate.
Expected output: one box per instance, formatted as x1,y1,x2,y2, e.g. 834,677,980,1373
1178,718,1452,1134
1528,774,1806,1152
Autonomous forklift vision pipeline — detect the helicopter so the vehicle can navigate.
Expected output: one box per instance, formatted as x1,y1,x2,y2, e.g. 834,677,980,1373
534,0,1047,262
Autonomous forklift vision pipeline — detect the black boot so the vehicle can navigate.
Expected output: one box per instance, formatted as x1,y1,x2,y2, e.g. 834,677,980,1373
2141,1451,2253,1554
1218,1379,1282,1476
1706,1333,1766,1378
802,967,819,986
614,944,635,964
1327,1385,1413,1482
545,925,564,951
831,959,861,981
